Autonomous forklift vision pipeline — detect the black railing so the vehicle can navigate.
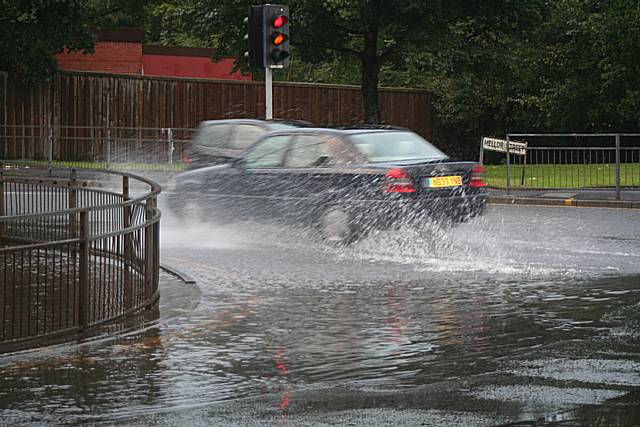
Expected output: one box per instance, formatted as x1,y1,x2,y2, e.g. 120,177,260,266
0,166,161,353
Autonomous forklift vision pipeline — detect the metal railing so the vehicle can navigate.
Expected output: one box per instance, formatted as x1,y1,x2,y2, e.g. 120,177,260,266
480,133,640,198
0,165,161,353
0,125,196,171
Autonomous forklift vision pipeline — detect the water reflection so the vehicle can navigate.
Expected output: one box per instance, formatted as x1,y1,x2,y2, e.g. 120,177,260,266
0,329,165,423
1,206,639,425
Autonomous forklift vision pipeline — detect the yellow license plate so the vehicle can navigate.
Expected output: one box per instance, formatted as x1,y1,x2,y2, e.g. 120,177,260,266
426,175,462,188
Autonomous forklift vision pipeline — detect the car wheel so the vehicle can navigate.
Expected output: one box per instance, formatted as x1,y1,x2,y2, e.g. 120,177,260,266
169,196,205,223
321,206,357,245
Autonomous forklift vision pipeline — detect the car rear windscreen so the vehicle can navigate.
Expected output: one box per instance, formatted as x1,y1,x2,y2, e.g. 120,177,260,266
349,131,448,162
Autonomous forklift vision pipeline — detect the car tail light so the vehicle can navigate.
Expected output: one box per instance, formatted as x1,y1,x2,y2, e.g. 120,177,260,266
469,164,488,187
384,168,417,193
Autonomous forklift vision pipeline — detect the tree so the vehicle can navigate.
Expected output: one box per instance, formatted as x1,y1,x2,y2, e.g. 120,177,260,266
289,0,442,124
531,0,640,131
421,0,640,141
0,0,147,85
151,1,446,123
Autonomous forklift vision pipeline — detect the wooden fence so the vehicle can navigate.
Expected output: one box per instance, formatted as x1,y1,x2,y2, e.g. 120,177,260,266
0,71,437,161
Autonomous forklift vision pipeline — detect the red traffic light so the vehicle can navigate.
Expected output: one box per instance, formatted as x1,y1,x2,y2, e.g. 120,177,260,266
272,15,288,29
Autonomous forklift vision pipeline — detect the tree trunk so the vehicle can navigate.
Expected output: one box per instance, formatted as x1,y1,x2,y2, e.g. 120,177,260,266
361,26,380,124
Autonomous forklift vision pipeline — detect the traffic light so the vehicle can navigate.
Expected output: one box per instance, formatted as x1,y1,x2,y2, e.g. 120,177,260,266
262,4,290,69
246,5,265,69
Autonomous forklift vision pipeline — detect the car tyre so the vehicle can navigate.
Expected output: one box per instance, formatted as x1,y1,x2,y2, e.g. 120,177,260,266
170,196,206,224
321,206,358,245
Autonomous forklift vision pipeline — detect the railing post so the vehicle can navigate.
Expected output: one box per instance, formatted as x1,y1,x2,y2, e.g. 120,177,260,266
144,198,155,306
123,176,132,309
69,169,77,237
506,134,511,195
615,134,621,200
78,210,90,332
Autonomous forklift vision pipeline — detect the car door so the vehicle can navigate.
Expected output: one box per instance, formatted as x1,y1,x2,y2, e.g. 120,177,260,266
238,134,293,221
280,134,338,223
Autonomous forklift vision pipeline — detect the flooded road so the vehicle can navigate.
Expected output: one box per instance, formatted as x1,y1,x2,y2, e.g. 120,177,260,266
1,205,639,425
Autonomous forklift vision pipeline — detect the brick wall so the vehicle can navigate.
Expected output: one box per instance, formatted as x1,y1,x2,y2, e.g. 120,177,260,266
56,41,143,75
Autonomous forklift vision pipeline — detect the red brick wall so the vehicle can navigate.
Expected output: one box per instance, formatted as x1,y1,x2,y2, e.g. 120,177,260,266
56,41,143,75
142,55,250,80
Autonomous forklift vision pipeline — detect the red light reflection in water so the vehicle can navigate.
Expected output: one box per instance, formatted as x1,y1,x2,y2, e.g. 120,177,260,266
272,348,292,417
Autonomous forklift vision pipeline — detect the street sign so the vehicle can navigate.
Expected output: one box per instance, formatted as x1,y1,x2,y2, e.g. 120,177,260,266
482,137,528,156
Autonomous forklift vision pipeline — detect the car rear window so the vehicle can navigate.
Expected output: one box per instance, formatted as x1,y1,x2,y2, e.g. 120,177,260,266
349,131,448,162
196,124,232,148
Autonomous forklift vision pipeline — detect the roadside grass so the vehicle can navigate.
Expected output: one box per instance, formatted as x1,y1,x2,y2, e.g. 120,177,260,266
3,159,639,188
486,163,640,188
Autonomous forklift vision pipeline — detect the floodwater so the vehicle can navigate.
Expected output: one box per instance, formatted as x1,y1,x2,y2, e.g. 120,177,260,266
1,205,639,426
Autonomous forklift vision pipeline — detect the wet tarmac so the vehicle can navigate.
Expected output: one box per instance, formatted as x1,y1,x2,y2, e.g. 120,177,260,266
0,204,639,426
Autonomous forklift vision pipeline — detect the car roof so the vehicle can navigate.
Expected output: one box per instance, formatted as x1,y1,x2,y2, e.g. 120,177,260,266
198,118,312,128
263,127,412,137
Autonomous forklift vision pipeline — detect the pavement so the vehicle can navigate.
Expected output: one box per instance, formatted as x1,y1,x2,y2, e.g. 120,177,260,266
487,188,640,209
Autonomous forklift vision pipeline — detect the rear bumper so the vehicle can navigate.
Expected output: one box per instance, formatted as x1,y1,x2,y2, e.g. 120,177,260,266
345,193,487,229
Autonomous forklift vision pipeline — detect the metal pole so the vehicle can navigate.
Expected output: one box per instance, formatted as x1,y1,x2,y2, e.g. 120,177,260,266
506,134,511,195
0,163,4,239
615,134,621,200
521,151,527,187
479,137,484,165
265,67,273,120
1,72,7,160
47,126,53,173
144,199,154,304
123,176,131,309
69,168,77,237
167,128,174,172
78,210,89,332
106,128,112,170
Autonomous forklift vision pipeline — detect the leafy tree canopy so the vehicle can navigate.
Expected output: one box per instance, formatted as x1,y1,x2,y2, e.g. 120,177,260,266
0,0,147,84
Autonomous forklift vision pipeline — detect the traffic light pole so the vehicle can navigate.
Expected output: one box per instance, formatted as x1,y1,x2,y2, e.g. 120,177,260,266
265,67,273,120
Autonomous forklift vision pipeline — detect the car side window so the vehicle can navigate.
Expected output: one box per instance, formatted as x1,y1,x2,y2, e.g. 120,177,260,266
285,135,332,168
243,135,291,168
231,125,267,150
195,124,232,148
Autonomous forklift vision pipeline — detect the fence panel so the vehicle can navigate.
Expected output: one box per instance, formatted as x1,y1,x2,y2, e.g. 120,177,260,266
1,72,436,162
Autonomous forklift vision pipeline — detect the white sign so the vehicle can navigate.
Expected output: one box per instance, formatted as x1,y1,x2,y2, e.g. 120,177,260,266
482,137,528,156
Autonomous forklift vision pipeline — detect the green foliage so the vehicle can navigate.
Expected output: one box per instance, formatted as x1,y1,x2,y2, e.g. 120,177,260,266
532,0,640,131
3,0,638,146
0,0,94,84
424,0,640,140
0,0,147,85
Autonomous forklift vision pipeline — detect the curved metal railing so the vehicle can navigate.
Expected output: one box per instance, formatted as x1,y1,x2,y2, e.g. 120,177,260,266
0,166,161,353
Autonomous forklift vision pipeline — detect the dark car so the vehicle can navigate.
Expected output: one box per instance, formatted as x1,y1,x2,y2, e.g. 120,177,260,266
169,127,487,243
185,119,311,169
